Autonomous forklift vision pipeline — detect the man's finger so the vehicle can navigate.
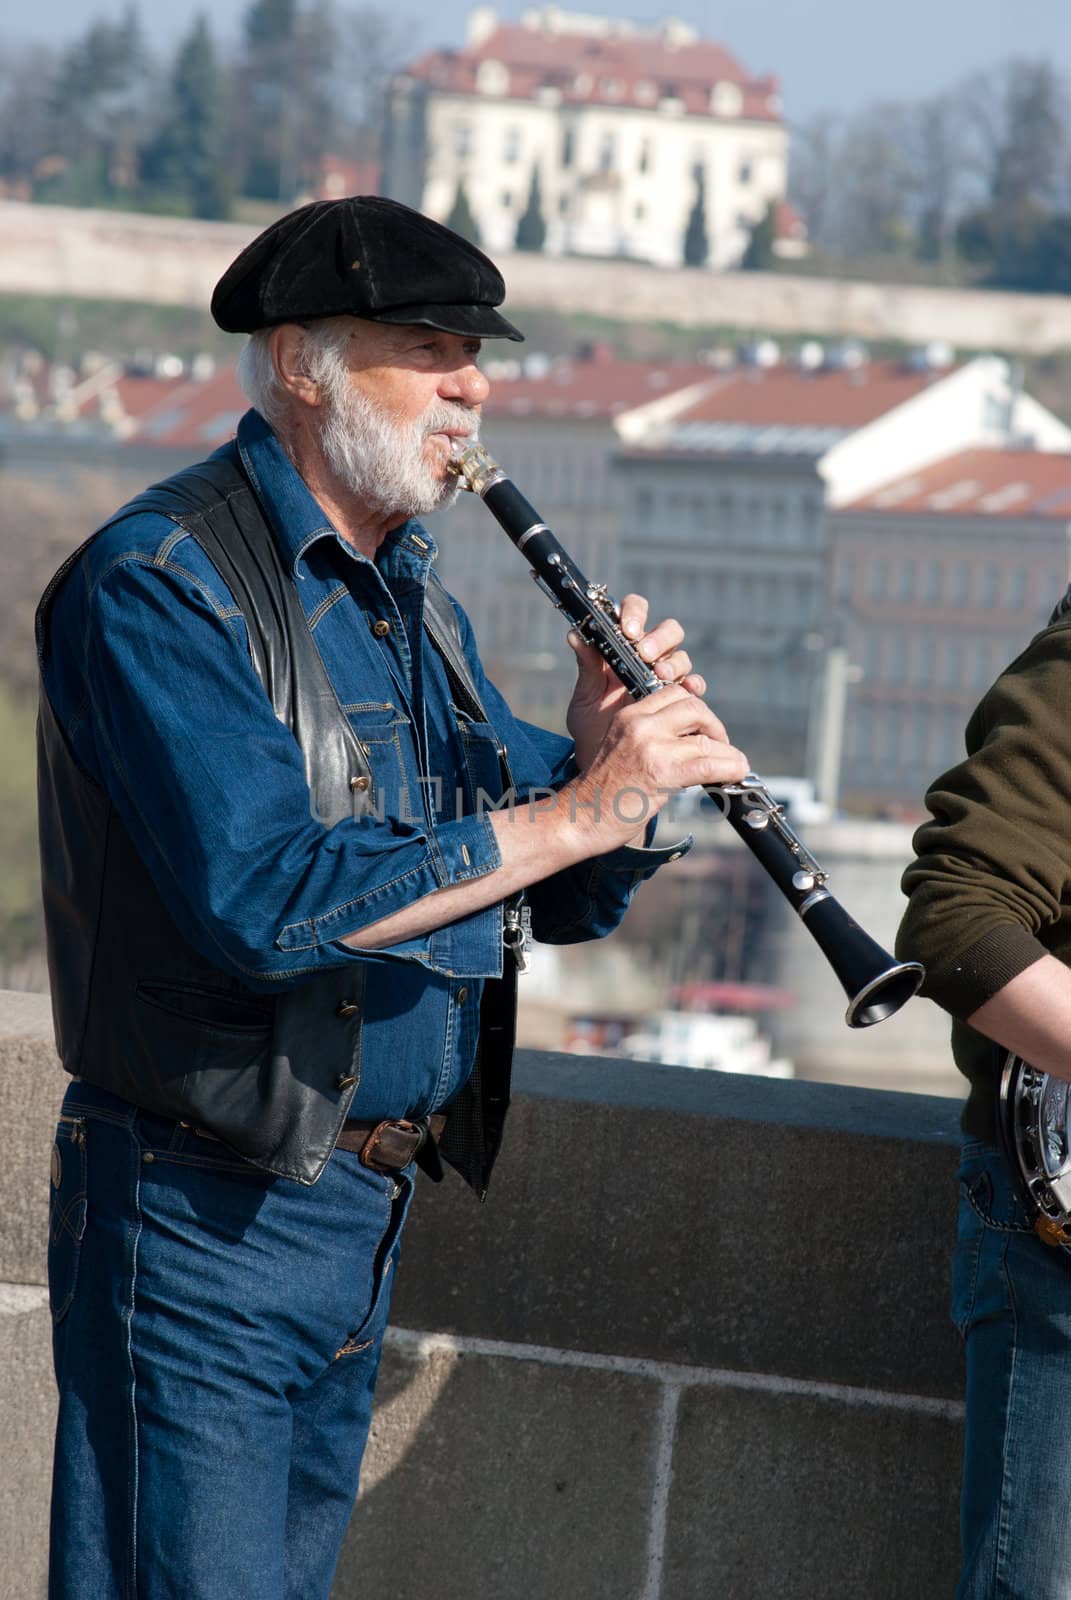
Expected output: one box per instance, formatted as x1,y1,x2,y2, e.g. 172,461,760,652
618,594,649,640
653,649,692,682
636,618,684,663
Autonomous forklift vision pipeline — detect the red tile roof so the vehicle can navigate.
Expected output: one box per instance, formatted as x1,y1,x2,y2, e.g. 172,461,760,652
113,368,246,448
672,361,942,430
482,352,716,421
404,20,780,122
38,354,716,448
844,449,1071,518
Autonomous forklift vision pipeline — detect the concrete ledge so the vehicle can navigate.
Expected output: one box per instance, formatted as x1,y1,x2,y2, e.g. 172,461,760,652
1,993,964,1597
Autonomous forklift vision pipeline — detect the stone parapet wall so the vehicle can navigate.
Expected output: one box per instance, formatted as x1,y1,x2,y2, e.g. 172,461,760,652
1,198,1069,353
1,992,964,1600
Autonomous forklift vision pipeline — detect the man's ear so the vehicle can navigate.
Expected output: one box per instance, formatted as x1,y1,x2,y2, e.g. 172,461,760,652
271,324,322,406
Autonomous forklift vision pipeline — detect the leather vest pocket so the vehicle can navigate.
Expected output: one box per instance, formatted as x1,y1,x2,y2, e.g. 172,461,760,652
135,980,273,1034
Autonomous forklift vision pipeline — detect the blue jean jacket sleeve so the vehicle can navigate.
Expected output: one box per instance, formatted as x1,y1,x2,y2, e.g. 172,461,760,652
447,596,693,943
69,552,504,985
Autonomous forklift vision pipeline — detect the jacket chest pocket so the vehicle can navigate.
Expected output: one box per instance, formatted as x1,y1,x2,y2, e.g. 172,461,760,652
454,708,509,815
347,703,413,823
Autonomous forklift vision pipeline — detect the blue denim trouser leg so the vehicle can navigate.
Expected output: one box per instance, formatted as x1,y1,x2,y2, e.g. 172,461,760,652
48,1082,413,1600
954,1138,1071,1600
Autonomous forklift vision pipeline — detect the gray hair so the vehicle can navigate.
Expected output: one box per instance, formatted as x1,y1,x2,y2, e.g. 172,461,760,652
235,318,356,433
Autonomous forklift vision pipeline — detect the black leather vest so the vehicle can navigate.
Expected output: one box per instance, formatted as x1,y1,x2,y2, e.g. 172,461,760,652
36,451,516,1193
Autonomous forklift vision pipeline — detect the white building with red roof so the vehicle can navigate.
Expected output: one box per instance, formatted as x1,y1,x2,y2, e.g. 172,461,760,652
382,6,787,268
615,348,1071,779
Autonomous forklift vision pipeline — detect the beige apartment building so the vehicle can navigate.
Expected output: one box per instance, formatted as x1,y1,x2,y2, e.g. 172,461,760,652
833,449,1071,813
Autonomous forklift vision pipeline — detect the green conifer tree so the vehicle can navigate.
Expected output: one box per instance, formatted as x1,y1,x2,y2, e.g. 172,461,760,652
741,201,778,271
682,168,709,267
447,179,482,246
142,16,231,218
514,165,547,252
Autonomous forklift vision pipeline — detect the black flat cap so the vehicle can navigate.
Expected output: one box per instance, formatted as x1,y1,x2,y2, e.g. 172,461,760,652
211,195,524,342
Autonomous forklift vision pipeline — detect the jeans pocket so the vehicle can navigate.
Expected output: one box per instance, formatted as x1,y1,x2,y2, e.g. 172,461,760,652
48,1116,88,1325
951,1181,986,1339
333,1173,413,1360
951,1143,1031,1339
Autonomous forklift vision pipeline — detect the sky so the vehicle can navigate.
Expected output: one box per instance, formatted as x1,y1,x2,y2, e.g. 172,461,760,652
11,0,1071,123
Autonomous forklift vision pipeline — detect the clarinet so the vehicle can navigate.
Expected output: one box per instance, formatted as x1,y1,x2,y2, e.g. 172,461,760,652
449,440,923,1029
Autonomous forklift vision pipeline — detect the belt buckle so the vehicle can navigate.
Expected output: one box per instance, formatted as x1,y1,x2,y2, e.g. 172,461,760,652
359,1117,425,1174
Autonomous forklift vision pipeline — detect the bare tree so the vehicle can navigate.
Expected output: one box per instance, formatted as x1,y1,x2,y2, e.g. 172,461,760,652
958,58,1069,215
787,112,840,249
828,102,915,257
0,39,58,186
330,4,421,160
903,93,971,262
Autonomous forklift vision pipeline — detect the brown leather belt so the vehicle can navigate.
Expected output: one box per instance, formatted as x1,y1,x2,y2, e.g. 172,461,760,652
335,1114,447,1173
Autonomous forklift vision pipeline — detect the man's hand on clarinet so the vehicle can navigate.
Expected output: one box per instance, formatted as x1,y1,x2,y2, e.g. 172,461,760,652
564,593,748,849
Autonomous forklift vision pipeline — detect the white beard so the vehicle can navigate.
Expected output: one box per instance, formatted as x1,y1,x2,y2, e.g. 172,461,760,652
318,377,479,520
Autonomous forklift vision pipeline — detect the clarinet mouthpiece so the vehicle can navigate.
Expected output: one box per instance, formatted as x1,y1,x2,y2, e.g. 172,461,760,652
449,440,506,497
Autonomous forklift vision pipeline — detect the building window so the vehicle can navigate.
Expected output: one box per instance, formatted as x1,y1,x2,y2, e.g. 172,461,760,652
867,559,888,601
453,123,472,158
896,559,914,603
717,491,735,530
979,564,1000,608
638,139,652,174
635,80,657,104
922,560,942,604
561,127,575,168
1007,566,1027,609
476,59,509,96
501,191,513,209
835,559,854,603
949,565,970,606
635,488,653,527
888,632,908,682
710,80,743,117
598,132,615,172
558,194,569,215
635,202,646,221
503,127,521,164
943,638,962,689
738,159,753,184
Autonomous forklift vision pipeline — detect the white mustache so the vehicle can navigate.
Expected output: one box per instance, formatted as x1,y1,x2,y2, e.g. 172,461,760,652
421,405,480,439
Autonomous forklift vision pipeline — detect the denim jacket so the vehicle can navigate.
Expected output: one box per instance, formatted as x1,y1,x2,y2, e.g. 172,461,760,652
39,410,690,1179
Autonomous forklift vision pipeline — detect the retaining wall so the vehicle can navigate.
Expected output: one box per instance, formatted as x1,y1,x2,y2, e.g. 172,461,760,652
1,198,1069,353
1,990,965,1600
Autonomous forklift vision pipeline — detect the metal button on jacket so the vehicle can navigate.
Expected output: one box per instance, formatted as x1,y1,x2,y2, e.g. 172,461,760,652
336,1000,360,1019
371,619,391,638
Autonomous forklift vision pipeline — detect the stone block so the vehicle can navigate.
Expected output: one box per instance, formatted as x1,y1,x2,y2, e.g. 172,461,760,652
337,1341,661,1600
0,1292,54,1600
0,993,66,1286
662,1384,962,1600
391,1056,964,1399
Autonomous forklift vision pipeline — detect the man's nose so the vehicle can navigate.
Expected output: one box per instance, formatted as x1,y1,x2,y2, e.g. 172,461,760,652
441,362,489,407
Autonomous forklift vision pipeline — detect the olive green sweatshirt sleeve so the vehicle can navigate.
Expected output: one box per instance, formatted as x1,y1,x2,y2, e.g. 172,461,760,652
896,619,1071,1021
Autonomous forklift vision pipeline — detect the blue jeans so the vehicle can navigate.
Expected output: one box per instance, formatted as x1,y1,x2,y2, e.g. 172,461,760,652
48,1081,414,1600
954,1138,1071,1598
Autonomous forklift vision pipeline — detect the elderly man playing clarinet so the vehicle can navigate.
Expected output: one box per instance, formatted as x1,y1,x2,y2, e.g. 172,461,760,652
38,195,748,1600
